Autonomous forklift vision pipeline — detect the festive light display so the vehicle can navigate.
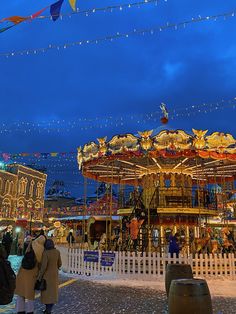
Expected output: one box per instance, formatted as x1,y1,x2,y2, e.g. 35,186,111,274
0,0,161,33
0,97,235,135
1,9,235,57
37,0,160,21
0,151,76,161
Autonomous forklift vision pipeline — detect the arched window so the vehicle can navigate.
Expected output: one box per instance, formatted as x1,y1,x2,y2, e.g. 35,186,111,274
36,182,43,198
4,180,10,194
29,180,35,197
18,178,28,195
9,181,14,194
0,178,3,192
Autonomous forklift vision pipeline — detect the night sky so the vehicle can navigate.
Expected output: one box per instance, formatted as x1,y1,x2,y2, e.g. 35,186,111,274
1,0,236,197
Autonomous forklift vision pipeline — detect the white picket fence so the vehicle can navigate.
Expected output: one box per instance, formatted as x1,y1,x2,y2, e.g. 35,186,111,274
58,246,236,279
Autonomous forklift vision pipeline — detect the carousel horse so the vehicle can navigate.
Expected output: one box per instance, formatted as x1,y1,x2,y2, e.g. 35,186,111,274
99,233,107,251
192,237,210,254
210,239,221,254
221,228,235,253
193,235,223,254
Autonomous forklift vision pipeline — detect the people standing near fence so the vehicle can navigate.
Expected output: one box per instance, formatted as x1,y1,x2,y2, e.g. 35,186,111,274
66,231,75,247
15,235,46,314
169,233,180,258
37,239,62,314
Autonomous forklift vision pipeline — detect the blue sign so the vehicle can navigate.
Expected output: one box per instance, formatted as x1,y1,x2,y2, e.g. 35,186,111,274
84,251,99,263
101,252,115,267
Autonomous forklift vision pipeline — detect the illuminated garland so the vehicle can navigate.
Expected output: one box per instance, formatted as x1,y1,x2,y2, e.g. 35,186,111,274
0,96,235,134
1,9,236,58
0,0,160,33
38,0,160,21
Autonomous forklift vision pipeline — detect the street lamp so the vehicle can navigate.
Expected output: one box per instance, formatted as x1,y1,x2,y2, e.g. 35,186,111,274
15,226,21,255
29,210,33,235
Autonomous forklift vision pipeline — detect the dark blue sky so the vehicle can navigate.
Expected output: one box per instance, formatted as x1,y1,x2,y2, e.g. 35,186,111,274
1,0,236,196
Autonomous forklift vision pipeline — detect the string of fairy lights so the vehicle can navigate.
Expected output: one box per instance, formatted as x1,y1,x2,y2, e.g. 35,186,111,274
0,96,235,134
1,9,236,58
37,0,161,21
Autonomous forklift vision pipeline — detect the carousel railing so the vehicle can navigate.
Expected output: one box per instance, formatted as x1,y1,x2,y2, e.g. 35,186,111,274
121,187,222,210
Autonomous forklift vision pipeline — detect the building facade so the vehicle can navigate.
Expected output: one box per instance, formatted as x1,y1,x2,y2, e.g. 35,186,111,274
0,164,47,222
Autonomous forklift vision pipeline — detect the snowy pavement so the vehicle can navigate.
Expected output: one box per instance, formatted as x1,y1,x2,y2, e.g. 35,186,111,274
0,256,235,313
79,275,236,298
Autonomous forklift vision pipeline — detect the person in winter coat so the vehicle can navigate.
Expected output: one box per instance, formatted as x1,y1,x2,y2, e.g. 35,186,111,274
0,245,16,305
2,230,13,258
168,233,180,258
126,217,144,250
37,239,62,314
66,231,75,246
15,235,46,314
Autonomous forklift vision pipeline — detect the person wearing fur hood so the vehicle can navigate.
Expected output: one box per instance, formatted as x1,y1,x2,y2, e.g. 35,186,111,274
15,235,46,314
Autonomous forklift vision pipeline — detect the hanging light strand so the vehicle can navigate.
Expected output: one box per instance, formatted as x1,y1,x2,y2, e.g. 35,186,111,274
37,0,161,21
0,96,235,134
1,9,236,58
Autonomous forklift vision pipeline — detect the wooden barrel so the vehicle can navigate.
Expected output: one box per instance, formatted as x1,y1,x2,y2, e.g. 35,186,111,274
165,264,193,297
168,279,213,314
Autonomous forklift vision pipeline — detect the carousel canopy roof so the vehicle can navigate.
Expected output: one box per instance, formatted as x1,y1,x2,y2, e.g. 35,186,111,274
77,129,236,185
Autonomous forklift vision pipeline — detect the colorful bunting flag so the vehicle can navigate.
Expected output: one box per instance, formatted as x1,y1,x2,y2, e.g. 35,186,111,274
1,16,29,24
0,151,77,159
31,7,48,20
50,0,64,21
69,0,77,12
2,153,10,161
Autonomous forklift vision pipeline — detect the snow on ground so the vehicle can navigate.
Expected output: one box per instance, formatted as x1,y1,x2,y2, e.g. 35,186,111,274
64,272,236,298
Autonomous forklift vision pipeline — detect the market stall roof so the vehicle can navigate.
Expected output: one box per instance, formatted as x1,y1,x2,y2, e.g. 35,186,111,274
77,129,236,186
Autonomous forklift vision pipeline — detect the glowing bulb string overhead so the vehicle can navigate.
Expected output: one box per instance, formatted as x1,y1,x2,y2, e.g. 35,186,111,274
0,96,235,134
0,0,161,33
1,9,236,58
37,0,161,21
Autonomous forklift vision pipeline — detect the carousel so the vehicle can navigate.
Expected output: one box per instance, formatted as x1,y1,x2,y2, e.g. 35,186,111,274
77,129,236,253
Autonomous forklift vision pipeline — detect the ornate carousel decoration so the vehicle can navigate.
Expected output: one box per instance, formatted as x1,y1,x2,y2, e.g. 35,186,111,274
77,129,236,253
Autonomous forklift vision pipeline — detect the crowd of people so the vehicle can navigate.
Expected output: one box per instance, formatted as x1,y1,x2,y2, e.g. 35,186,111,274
0,227,62,314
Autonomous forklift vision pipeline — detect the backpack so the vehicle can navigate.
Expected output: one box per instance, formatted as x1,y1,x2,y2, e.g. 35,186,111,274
0,259,16,305
22,249,36,270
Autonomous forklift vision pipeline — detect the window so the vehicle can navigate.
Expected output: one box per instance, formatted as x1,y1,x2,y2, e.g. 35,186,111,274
4,180,10,194
36,182,43,198
29,181,35,197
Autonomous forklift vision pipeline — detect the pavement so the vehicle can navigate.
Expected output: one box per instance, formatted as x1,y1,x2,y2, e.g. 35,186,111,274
0,256,235,314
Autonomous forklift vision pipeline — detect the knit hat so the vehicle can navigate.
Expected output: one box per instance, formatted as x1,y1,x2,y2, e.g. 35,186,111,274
32,235,46,263
44,238,55,250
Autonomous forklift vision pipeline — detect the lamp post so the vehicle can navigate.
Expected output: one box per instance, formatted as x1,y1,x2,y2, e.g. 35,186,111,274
15,226,21,255
29,210,33,235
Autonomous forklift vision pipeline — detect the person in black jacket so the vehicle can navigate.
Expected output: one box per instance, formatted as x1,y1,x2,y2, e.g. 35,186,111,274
66,231,75,246
0,244,16,305
2,230,13,258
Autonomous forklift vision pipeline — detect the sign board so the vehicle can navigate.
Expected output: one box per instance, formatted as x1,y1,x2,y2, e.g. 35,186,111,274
84,251,99,263
16,219,28,228
101,252,115,267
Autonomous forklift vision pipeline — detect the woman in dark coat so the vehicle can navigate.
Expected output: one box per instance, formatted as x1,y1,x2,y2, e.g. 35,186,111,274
2,231,13,258
169,233,180,257
38,239,62,314
0,245,15,305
